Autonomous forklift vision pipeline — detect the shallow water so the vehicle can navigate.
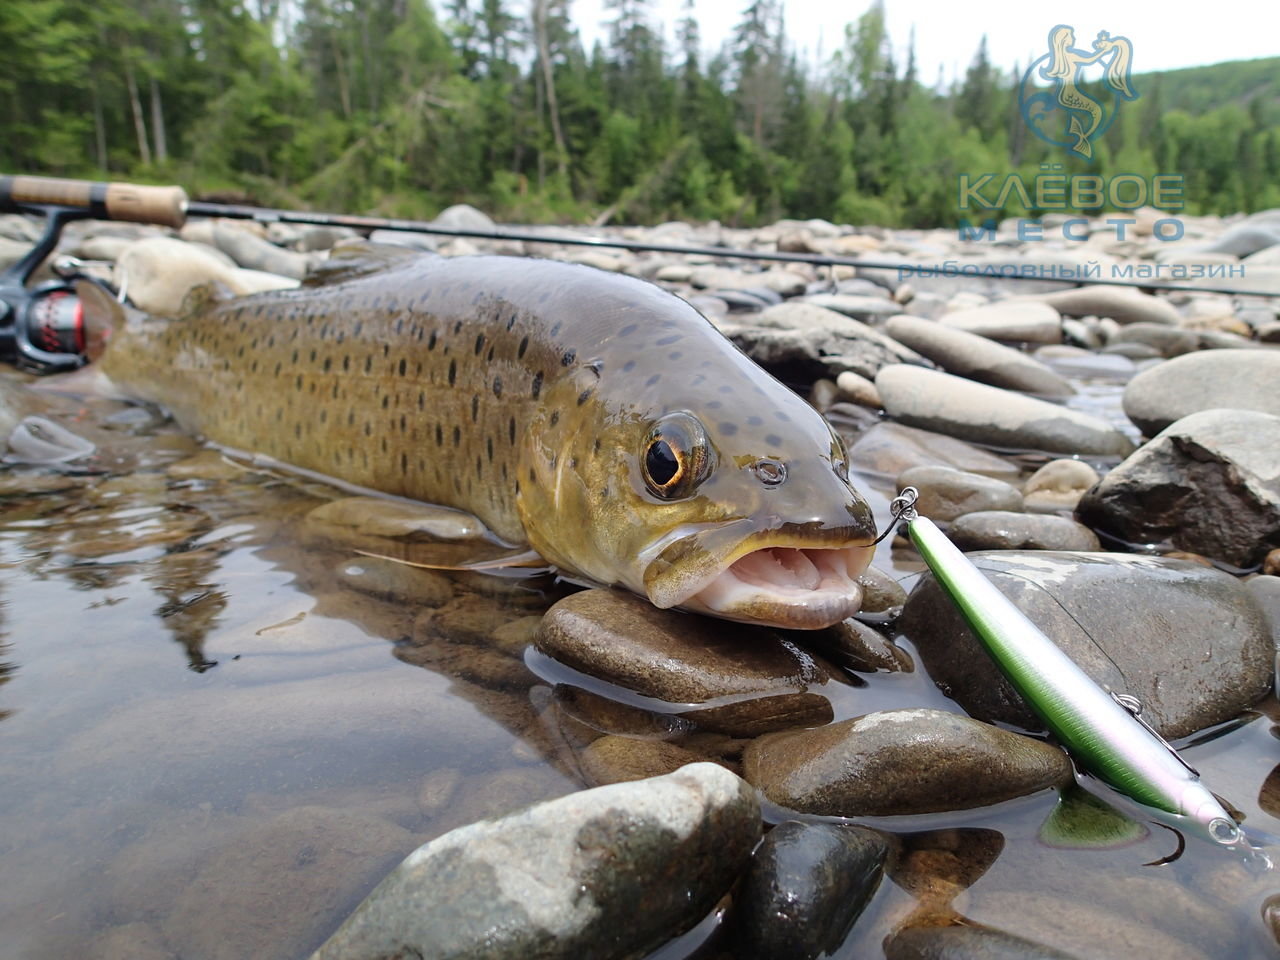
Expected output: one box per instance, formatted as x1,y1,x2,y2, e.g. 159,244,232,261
1,377,1278,960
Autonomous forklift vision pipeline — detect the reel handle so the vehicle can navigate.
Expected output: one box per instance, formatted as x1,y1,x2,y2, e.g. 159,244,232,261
0,175,188,228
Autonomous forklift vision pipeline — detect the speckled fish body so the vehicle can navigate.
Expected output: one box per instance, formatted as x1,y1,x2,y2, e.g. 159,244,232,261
99,249,876,628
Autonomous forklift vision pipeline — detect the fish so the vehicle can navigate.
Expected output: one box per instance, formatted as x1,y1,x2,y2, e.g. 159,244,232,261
906,509,1255,857
87,244,878,629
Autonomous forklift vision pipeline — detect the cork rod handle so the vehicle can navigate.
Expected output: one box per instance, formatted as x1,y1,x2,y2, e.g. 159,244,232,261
0,175,189,228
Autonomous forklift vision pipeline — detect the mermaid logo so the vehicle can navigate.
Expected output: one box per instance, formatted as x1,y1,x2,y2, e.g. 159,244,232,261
1019,25,1137,160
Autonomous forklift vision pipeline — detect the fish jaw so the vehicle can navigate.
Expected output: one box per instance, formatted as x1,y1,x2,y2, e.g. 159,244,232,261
639,520,877,630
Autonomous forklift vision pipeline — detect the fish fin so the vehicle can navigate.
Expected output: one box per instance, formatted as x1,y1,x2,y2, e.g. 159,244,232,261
354,547,549,573
303,240,426,287
178,280,237,320
73,280,124,362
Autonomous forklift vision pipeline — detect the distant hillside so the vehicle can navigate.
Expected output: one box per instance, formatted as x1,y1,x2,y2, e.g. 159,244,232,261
1137,57,1280,121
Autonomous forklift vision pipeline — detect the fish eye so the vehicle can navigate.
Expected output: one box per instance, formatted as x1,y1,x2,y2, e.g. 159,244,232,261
642,412,712,499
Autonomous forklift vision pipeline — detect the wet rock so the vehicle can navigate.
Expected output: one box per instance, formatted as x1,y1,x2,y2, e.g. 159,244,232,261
367,229,438,251
835,370,882,407
163,806,414,960
1037,286,1181,326
947,512,1100,552
535,589,839,736
416,767,463,817
1034,347,1136,382
937,302,1063,343
1106,322,1199,358
849,423,1021,480
337,557,454,606
886,316,1073,396
1199,222,1280,258
431,203,496,232
886,924,1081,960
755,302,926,367
898,465,1024,521
294,225,359,251
899,551,1274,738
1077,409,1280,567
812,618,912,672
876,365,1135,456
1022,459,1099,511
306,495,487,540
73,234,135,261
803,293,901,322
742,708,1071,816
212,223,316,279
311,764,760,960
578,735,717,785
856,565,909,616
552,685,693,742
165,450,244,481
1121,349,1280,435
734,821,888,960
888,828,1004,912
809,377,840,411
116,237,296,316
778,228,818,253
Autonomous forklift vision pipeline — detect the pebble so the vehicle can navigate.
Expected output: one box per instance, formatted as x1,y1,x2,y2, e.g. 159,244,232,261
856,565,910,616
811,618,912,672
756,303,925,362
1198,222,1280,258
1121,349,1280,435
165,450,244,481
733,821,889,960
947,511,1101,552
897,465,1024,521
742,708,1071,816
937,301,1063,343
1106,322,1199,357
835,370,882,408
212,223,316,279
578,736,717,785
1077,409,1280,567
1036,286,1181,326
802,293,901,322
337,557,454,606
311,764,760,960
535,589,838,736
876,365,1135,456
430,203,496,232
1021,459,1100,511
885,315,1073,396
900,551,1275,738
849,422,1022,480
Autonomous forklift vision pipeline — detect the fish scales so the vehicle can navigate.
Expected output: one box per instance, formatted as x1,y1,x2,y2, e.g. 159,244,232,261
99,251,878,628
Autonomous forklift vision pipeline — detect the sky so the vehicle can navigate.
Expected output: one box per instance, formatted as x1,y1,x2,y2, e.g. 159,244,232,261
569,0,1279,83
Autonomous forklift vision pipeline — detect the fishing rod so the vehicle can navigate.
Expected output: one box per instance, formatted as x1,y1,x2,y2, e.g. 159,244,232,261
5,174,1275,297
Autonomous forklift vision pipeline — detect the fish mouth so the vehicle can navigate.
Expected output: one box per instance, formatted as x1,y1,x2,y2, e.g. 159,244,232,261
641,520,877,630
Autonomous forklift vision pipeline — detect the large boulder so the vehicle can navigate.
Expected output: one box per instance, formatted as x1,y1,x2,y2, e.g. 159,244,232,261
1121,350,1280,435
899,551,1274,738
1077,409,1280,567
310,764,759,960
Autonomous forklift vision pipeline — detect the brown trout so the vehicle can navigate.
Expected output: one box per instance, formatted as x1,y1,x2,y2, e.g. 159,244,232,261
93,245,877,628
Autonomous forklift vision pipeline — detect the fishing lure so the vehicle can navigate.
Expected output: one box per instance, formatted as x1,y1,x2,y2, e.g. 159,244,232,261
890,487,1259,857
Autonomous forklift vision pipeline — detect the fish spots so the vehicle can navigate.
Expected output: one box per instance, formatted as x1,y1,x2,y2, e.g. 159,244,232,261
549,411,560,427
435,423,443,445
474,333,486,355
655,334,681,346
619,323,637,337
506,314,517,331
766,433,783,447
718,384,734,395
428,330,438,350
343,355,350,372
471,395,479,422
323,357,332,372
517,335,529,359
486,437,494,462
746,415,763,426
706,400,722,410
719,422,739,436
622,360,636,373
577,387,593,405
668,352,682,361
493,376,503,398
550,322,562,337
365,356,373,374
774,410,791,422
295,374,303,390
508,417,516,445
453,426,461,446
448,360,457,386
531,372,543,399
646,374,661,387
399,358,407,376
561,350,576,366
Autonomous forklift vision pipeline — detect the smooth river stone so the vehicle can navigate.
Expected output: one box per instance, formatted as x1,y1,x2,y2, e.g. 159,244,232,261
1035,285,1181,326
886,315,1073,396
116,237,297,316
742,708,1071,817
947,511,1101,552
875,365,1135,456
849,422,1021,480
936,301,1063,343
897,465,1024,522
886,924,1084,960
1021,459,1099,511
1077,409,1280,567
899,551,1275,738
733,821,889,960
310,764,760,960
1121,349,1280,435
535,589,840,736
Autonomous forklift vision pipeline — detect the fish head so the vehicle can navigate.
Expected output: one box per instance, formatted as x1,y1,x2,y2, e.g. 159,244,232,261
517,352,877,629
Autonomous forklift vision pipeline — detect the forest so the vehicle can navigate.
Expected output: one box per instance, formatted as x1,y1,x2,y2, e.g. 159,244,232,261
3,0,1278,226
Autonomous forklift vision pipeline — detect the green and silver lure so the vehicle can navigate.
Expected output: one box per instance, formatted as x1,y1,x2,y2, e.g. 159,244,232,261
892,487,1259,857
